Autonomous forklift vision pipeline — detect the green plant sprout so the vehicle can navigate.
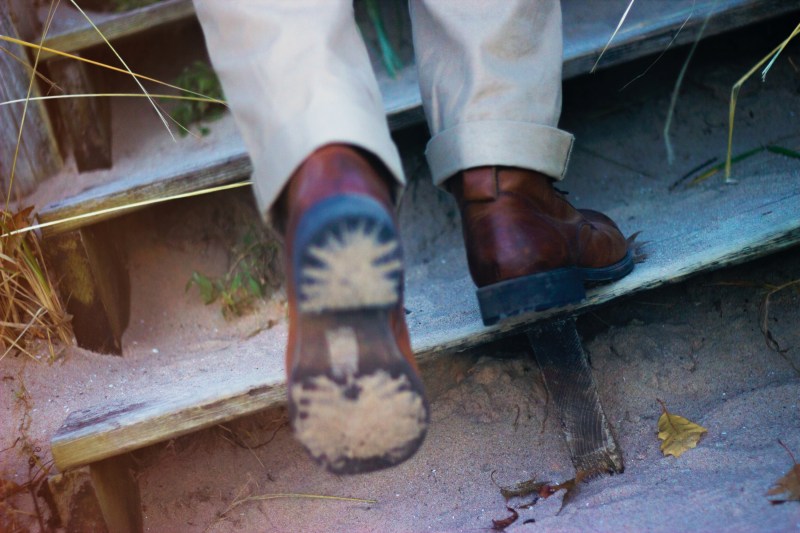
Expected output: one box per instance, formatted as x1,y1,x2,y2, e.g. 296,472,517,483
170,60,226,136
186,228,281,318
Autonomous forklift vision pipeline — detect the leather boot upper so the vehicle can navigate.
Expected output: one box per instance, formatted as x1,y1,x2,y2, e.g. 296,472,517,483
280,144,419,374
448,166,629,288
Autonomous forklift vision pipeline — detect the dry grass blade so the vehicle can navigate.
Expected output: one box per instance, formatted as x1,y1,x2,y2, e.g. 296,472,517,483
2,181,252,239
4,0,59,211
725,22,800,181
1,92,226,138
759,279,800,376
1,93,223,108
0,36,227,105
67,0,175,140
663,0,717,165
0,209,72,362
213,483,376,529
227,492,376,509
619,2,694,91
0,45,62,92
592,0,636,73
0,1,71,360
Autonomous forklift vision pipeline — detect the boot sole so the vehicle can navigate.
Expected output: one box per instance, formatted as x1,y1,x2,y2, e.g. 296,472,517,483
289,195,429,475
477,250,635,326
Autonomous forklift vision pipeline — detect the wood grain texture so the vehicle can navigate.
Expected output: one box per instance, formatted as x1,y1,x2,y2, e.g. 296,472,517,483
528,320,623,474
50,180,800,471
52,376,285,471
39,0,195,60
0,5,62,197
48,55,113,172
89,455,143,533
42,224,129,354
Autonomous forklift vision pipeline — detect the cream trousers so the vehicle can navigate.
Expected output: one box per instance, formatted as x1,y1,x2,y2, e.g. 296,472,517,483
193,0,574,214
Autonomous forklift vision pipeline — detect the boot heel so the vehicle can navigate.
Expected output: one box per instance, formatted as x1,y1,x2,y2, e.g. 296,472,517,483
293,194,402,312
477,268,586,326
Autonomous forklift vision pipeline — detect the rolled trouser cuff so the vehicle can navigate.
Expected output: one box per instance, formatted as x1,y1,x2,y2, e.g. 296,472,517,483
425,120,574,186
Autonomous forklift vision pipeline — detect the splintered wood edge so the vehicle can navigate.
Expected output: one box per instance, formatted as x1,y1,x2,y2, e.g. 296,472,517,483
51,380,286,471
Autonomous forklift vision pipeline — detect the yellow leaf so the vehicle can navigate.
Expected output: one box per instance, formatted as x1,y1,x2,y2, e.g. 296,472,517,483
656,400,707,458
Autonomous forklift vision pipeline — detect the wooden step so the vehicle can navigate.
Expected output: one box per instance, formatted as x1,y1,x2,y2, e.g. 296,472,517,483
37,0,195,61
51,170,800,470
34,0,797,233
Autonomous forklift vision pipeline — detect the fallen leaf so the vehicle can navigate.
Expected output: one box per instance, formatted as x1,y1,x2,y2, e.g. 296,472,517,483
498,467,603,516
657,399,707,458
556,470,590,515
492,507,519,530
767,440,800,504
500,478,551,500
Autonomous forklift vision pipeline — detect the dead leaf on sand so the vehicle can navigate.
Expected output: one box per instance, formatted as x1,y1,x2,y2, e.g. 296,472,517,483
496,468,597,520
491,506,519,530
767,440,800,504
657,399,707,458
499,477,551,501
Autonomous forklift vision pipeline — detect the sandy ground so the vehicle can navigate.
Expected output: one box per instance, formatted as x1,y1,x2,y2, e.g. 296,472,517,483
2,12,800,533
134,249,800,532
3,241,799,532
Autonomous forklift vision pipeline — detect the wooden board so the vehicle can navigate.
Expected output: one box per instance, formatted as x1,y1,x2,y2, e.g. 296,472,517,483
35,0,798,233
51,170,800,470
38,0,195,61
561,0,798,77
0,4,62,196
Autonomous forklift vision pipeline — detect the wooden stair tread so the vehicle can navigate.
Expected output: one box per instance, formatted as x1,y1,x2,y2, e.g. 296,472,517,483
35,0,796,235
51,165,800,470
38,0,194,60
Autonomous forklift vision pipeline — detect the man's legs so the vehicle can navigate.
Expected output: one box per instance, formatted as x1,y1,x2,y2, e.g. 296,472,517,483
195,0,429,474
410,0,633,322
194,0,406,211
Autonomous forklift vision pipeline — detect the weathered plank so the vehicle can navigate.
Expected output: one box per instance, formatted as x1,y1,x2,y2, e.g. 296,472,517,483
52,375,285,470
408,182,800,358
48,55,113,171
0,4,62,197
89,455,143,533
38,0,195,60
41,223,129,354
561,0,798,77
34,0,797,235
528,320,624,475
50,176,800,471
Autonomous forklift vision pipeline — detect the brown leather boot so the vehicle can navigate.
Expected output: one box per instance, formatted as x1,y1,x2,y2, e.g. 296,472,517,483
280,144,428,475
447,166,634,324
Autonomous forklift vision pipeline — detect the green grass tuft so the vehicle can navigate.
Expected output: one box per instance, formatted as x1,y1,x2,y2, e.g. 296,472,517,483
170,61,226,136
186,227,281,318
